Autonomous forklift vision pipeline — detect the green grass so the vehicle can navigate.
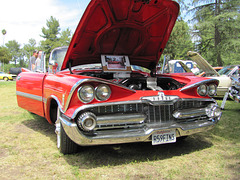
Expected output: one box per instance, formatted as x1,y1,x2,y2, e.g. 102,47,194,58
0,81,239,179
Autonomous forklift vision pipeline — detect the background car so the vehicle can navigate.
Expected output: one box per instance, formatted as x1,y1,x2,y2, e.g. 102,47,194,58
228,76,240,103
9,67,22,76
187,51,236,97
162,60,196,74
197,67,223,77
221,76,240,109
0,71,17,81
218,65,239,77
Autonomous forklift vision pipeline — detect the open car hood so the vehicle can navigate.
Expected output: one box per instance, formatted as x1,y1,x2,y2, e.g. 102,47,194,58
187,51,220,77
61,0,179,71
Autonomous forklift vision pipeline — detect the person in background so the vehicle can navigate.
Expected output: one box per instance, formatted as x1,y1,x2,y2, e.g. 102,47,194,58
29,50,38,71
191,64,200,74
35,51,42,72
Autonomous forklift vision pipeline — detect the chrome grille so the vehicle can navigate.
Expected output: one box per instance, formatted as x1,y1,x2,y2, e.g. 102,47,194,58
174,100,209,110
88,103,144,115
79,100,213,130
146,104,174,123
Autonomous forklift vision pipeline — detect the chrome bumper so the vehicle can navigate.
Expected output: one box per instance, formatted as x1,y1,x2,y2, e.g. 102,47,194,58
59,98,221,146
229,87,240,103
59,114,219,146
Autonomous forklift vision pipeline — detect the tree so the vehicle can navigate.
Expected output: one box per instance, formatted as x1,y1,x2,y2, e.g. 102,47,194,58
2,29,7,46
5,40,21,65
0,46,11,70
163,20,194,60
190,0,240,66
40,16,61,59
59,28,72,46
22,38,37,67
1,29,6,35
22,39,37,59
40,16,72,61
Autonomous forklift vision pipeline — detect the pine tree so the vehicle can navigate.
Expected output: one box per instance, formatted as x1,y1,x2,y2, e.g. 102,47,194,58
190,0,240,66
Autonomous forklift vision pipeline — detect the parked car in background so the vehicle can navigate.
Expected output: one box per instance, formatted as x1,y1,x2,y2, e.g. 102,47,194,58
187,51,238,97
0,71,17,81
218,65,239,77
161,59,196,75
221,76,240,109
228,76,240,103
16,0,222,154
9,67,22,76
213,67,223,72
197,67,223,77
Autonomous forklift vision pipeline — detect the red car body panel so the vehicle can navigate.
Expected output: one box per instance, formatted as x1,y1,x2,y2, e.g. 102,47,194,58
17,68,217,121
16,71,46,117
62,0,179,70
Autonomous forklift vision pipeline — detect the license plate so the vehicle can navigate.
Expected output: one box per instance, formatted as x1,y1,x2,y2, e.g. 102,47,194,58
152,129,176,145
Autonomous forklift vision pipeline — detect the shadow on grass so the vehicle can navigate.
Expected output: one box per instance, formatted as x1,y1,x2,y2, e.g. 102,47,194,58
65,136,213,169
22,114,213,168
22,114,56,141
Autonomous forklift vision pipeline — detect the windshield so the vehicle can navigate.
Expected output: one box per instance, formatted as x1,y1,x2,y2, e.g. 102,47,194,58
161,60,193,74
218,65,236,75
49,46,68,71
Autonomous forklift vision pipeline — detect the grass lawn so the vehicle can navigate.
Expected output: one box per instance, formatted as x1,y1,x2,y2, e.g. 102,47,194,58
0,81,239,179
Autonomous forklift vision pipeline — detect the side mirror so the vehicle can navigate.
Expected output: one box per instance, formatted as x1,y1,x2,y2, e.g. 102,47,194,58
48,60,59,74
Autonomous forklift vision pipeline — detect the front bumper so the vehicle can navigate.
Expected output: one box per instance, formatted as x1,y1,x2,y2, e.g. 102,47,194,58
60,116,217,146
59,99,221,146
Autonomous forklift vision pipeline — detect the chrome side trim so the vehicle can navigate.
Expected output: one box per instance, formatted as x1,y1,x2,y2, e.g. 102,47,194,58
173,108,206,119
16,91,42,102
64,78,136,112
180,79,219,92
96,113,146,125
45,95,64,113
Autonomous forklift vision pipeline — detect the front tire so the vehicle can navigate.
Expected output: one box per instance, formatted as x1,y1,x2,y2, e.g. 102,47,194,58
55,107,78,154
58,122,78,154
3,77,8,81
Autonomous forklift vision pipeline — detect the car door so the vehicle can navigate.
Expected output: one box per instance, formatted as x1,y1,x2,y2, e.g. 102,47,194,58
16,52,47,117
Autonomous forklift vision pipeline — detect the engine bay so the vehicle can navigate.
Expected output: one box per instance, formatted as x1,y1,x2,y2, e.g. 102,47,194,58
78,71,185,91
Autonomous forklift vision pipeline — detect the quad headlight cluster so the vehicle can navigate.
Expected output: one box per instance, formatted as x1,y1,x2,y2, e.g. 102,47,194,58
197,84,217,97
78,84,111,103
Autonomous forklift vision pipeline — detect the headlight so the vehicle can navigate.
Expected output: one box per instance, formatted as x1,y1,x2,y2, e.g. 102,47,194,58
78,85,94,103
197,84,208,96
208,84,217,96
95,84,111,101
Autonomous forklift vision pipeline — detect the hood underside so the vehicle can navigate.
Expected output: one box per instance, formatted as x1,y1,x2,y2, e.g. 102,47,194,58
187,51,220,77
62,0,179,71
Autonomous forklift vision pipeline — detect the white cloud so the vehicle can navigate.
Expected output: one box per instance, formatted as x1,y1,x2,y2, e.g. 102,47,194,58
0,0,88,47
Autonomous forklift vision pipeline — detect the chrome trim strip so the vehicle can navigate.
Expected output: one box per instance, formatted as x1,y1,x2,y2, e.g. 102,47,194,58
64,78,136,112
173,108,206,119
96,113,146,125
180,79,219,92
45,95,64,113
16,91,42,102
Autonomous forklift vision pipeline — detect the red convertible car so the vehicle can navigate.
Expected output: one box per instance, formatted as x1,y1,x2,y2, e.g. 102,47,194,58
16,0,222,154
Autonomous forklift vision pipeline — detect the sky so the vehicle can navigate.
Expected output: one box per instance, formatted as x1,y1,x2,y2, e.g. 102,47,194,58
0,0,91,47
0,0,193,48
